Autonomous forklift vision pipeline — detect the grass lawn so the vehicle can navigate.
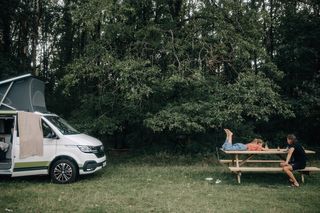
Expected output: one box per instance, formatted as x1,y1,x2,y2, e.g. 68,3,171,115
1,153,320,212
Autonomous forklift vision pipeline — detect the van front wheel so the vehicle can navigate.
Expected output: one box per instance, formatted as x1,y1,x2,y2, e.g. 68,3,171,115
50,159,77,184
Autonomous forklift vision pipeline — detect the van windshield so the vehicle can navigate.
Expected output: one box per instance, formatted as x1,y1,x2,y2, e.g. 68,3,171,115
44,116,79,135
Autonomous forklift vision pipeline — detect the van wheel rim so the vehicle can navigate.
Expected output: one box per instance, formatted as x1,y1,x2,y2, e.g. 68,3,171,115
53,163,73,182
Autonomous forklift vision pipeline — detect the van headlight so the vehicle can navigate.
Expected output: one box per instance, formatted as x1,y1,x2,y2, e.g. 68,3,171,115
77,145,97,153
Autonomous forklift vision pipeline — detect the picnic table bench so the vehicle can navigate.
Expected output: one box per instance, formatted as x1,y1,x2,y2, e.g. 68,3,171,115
218,148,320,184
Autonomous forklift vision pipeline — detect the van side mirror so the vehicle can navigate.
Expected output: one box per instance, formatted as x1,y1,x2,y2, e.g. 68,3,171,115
46,131,59,139
50,131,59,139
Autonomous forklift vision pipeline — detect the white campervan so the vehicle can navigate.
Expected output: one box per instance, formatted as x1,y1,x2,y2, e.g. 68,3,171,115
0,74,106,184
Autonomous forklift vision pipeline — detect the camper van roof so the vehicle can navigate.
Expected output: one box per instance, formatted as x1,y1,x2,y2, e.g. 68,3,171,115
0,74,32,85
0,110,57,116
0,74,47,112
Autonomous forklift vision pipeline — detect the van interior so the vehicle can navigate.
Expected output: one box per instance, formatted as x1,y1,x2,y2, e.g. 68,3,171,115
0,116,14,170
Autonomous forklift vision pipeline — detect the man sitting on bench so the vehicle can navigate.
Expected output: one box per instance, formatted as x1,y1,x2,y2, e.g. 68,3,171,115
280,134,306,187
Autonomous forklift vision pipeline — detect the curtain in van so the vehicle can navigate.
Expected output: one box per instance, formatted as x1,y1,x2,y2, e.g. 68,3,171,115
18,112,43,158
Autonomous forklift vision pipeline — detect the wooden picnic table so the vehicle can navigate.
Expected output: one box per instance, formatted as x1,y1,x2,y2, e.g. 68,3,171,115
219,148,320,183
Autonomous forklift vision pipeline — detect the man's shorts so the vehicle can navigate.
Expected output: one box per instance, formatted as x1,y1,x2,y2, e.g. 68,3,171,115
290,161,306,171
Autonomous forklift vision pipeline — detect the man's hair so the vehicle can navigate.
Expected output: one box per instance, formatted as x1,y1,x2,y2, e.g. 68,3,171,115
287,134,297,144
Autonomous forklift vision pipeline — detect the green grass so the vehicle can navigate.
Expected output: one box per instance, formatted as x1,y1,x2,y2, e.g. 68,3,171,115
1,153,320,213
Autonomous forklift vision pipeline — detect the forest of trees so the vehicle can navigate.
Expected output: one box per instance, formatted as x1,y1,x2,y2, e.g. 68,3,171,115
0,0,319,152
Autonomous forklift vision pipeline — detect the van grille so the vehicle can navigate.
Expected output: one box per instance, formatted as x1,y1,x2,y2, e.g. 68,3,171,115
93,145,105,158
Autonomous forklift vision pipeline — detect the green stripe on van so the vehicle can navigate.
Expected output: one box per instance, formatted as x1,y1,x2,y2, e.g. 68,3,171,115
0,110,17,114
14,161,50,168
14,167,48,172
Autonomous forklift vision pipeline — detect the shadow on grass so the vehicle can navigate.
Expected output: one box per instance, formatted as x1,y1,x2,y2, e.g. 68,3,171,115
214,172,316,187
185,166,309,187
0,174,50,184
239,173,289,186
78,171,106,182
0,172,104,184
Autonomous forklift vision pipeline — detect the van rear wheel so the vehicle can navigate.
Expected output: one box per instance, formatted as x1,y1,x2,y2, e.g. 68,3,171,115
50,159,77,184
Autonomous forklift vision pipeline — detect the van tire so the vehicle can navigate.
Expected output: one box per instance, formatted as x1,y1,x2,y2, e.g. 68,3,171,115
50,159,78,184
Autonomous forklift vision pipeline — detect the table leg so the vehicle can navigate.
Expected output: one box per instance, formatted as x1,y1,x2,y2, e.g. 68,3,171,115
235,154,241,183
236,154,239,168
239,154,255,166
237,172,241,184
301,173,305,183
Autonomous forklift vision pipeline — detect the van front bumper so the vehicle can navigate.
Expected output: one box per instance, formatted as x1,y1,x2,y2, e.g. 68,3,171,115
79,156,106,175
83,160,106,171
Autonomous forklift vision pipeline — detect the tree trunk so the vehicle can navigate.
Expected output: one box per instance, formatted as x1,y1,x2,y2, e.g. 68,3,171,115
31,0,42,76
18,11,30,71
59,0,73,73
269,0,274,59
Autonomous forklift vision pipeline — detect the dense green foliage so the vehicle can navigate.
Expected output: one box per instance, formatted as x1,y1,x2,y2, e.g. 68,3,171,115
0,0,319,150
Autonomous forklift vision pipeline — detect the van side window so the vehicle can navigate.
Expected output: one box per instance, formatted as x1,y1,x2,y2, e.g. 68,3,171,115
42,121,55,139
0,117,14,143
0,118,14,134
0,119,4,133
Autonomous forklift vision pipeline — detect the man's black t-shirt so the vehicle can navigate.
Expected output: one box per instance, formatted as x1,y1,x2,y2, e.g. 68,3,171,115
288,143,307,164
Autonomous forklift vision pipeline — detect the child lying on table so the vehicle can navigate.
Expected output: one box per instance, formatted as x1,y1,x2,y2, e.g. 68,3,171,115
222,129,268,151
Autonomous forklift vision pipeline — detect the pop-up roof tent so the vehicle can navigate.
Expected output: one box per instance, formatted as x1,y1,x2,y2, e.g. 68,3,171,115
0,74,47,112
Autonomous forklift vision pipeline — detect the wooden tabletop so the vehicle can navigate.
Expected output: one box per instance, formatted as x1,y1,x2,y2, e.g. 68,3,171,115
221,148,316,154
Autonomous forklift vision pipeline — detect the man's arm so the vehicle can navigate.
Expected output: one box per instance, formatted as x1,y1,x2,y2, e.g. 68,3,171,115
285,147,294,164
280,147,294,167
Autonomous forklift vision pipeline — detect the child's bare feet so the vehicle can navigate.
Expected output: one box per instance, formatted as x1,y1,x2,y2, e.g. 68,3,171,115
224,128,233,144
225,129,233,136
